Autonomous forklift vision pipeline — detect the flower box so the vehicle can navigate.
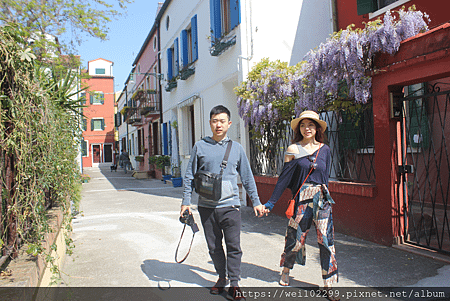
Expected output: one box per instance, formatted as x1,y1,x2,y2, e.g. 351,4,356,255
171,177,183,187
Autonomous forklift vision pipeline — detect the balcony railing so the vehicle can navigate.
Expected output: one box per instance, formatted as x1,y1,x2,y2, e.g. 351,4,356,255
210,35,236,56
123,89,160,125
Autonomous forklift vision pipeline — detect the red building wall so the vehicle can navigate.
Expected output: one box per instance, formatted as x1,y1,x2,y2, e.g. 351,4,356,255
336,0,449,30
82,70,115,168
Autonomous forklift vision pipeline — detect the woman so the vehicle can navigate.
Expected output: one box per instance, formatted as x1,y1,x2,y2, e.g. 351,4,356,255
263,110,338,295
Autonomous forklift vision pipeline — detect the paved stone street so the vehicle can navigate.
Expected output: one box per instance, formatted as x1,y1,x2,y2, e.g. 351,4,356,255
58,165,450,300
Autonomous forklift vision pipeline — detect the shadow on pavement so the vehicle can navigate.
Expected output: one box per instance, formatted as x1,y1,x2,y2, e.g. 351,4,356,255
141,259,318,289
88,165,448,288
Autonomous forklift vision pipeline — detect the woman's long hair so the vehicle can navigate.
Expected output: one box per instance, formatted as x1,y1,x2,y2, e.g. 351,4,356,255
292,119,327,144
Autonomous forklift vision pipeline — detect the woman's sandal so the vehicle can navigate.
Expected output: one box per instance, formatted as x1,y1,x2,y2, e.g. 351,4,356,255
279,270,290,286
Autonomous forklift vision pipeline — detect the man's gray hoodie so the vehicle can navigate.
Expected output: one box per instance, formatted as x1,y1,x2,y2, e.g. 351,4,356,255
182,136,261,208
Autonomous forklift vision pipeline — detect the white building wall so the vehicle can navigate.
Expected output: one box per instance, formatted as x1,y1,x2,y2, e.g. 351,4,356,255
117,79,138,170
160,0,333,182
88,59,113,76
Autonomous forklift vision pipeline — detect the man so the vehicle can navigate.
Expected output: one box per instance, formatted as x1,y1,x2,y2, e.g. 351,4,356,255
181,105,265,301
119,149,132,170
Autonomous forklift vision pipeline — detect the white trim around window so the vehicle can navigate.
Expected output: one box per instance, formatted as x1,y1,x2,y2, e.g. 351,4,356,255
369,0,411,19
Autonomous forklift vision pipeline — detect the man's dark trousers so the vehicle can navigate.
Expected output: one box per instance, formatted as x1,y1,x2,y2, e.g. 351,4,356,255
198,206,242,287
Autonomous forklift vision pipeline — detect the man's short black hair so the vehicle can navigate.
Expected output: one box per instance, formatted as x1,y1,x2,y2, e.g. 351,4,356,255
210,105,231,120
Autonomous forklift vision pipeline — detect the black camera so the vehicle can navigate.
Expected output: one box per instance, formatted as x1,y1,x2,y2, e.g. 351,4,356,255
180,210,199,233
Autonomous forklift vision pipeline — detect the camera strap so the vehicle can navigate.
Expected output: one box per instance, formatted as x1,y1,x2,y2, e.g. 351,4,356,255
175,224,194,264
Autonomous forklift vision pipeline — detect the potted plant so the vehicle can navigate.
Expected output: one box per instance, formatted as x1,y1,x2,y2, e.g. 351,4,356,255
148,155,170,179
171,163,183,187
80,174,91,183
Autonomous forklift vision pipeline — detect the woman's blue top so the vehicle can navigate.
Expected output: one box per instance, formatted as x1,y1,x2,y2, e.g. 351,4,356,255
263,143,331,211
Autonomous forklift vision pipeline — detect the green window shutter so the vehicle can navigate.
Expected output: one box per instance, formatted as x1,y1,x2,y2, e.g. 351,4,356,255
81,140,87,156
357,0,377,15
90,119,94,131
82,118,87,131
100,93,104,104
101,119,105,130
90,94,93,104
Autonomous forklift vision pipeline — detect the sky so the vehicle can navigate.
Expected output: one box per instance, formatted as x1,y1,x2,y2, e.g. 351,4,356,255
76,0,162,93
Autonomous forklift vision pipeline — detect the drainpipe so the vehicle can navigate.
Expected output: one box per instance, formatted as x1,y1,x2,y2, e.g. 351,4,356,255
238,0,254,62
331,0,338,33
157,22,164,155
125,86,129,153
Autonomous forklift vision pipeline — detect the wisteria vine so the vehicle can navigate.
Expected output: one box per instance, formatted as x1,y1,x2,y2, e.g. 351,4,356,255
236,7,430,134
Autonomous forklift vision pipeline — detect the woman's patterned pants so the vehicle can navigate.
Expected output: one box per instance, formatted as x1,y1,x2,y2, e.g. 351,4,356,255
280,201,338,286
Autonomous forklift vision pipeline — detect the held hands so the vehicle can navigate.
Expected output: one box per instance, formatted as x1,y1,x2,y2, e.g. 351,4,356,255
254,204,270,217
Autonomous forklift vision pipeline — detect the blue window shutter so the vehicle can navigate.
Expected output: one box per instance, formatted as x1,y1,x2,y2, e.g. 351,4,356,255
209,0,221,44
100,93,104,104
101,119,105,130
174,38,179,77
90,119,94,131
181,30,188,68
162,123,168,155
90,94,93,104
167,48,173,80
230,0,240,30
191,15,198,62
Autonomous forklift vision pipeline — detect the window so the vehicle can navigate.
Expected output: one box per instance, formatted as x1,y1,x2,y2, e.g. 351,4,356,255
95,68,106,75
91,118,105,131
114,113,121,128
210,0,240,43
357,0,408,16
82,118,87,131
153,36,157,50
166,39,179,81
338,107,374,150
81,139,88,157
166,15,170,30
406,83,430,149
181,15,199,68
80,92,86,104
90,92,104,105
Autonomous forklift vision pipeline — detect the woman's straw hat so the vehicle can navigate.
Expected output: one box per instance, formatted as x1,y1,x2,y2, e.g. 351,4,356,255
290,110,327,132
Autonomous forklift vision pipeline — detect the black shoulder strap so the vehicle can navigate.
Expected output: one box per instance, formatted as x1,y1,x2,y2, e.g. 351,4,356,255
219,141,232,175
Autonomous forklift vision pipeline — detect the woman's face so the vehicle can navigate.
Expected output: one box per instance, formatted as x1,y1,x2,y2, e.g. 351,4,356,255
299,118,317,139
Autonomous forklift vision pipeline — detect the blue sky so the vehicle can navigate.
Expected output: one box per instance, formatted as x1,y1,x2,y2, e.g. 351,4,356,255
76,0,162,93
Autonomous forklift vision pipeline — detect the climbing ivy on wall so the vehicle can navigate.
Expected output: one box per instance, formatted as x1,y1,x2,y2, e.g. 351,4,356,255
0,23,83,283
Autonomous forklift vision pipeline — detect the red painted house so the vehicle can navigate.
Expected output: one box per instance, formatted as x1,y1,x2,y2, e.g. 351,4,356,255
81,58,116,168
255,0,450,255
337,0,450,254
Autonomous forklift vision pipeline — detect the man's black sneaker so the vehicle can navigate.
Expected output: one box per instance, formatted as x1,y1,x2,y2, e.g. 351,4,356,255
210,277,226,294
226,286,246,300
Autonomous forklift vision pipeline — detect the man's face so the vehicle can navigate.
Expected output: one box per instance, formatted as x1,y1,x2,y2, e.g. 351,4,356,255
210,112,231,140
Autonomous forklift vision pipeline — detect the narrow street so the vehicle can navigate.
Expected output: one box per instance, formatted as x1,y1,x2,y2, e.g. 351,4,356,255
58,165,450,300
